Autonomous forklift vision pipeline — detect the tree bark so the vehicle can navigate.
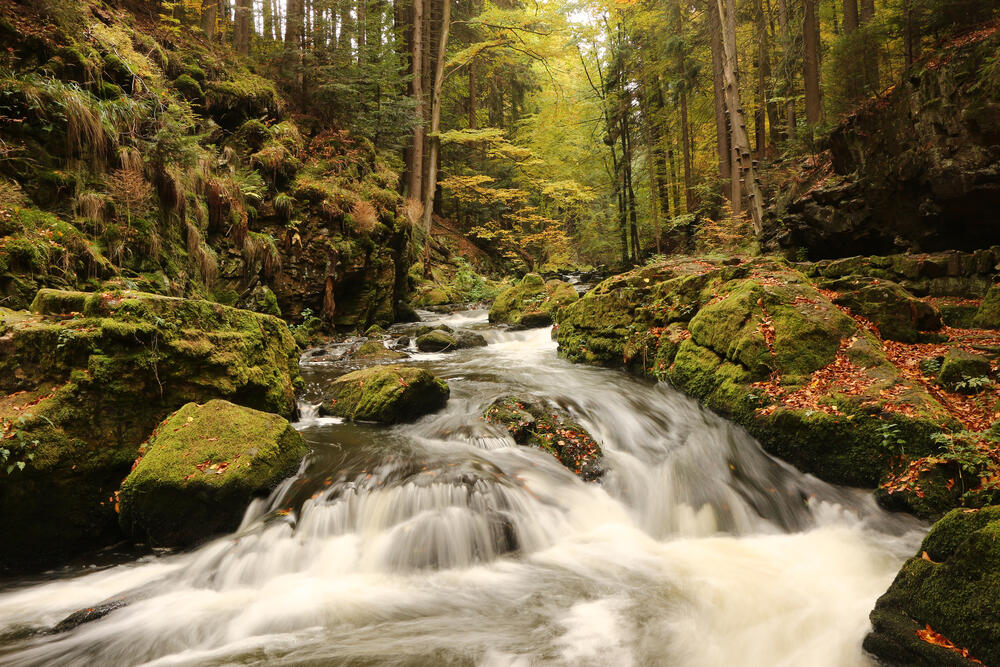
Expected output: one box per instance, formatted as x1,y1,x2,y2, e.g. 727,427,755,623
708,0,732,202
776,0,796,136
201,0,218,39
285,0,304,46
234,0,252,55
406,0,425,200
802,0,823,125
859,0,878,92
717,0,765,235
843,0,859,33
357,0,367,64
421,0,451,276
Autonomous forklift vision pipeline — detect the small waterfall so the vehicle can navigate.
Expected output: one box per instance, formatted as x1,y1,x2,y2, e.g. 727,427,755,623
0,309,926,667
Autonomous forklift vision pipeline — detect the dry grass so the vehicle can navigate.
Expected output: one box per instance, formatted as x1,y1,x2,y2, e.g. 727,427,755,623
243,231,281,279
75,191,106,223
403,198,423,229
351,199,378,234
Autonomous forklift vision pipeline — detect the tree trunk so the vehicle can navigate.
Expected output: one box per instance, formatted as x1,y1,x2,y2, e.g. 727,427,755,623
262,0,273,42
717,0,766,235
421,0,451,277
357,0,367,64
201,0,218,39
802,0,822,125
468,62,477,129
234,0,251,55
859,0,878,92
777,0,796,136
708,0,732,202
285,0,304,46
904,0,921,69
406,0,424,200
843,0,859,33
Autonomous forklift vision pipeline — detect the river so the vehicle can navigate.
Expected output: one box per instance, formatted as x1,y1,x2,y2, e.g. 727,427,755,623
0,308,925,666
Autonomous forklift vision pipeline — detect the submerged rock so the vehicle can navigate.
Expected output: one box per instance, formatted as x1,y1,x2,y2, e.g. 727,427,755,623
320,365,449,423
0,289,301,569
118,400,306,547
865,506,1000,666
483,396,603,481
488,274,578,328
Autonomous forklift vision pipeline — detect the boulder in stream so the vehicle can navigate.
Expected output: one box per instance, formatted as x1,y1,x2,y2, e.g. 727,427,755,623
488,274,578,328
320,365,449,423
864,506,1000,666
483,396,603,481
118,400,306,547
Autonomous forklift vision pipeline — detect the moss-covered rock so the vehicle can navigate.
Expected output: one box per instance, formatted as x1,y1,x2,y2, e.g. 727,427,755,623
320,365,449,423
353,339,407,361
118,400,306,547
0,289,300,569
827,277,942,343
483,396,603,481
489,274,578,328
864,506,1000,666
937,348,992,393
416,329,458,352
554,256,953,488
973,284,1000,329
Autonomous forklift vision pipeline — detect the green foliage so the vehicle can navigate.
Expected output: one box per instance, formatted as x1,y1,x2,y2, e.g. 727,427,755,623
876,421,907,458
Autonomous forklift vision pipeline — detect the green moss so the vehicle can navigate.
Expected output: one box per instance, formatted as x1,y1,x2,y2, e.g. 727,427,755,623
489,274,578,327
416,330,457,352
354,340,407,361
937,348,992,393
829,277,942,343
118,400,306,547
973,285,1000,329
866,507,1000,666
320,365,449,423
483,396,603,480
172,74,204,101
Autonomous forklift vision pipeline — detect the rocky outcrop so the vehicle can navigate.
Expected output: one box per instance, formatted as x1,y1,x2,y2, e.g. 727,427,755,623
489,274,578,328
320,365,449,423
864,506,1000,666
769,27,1000,258
553,255,996,491
118,400,306,547
483,396,603,481
415,326,488,352
0,289,300,569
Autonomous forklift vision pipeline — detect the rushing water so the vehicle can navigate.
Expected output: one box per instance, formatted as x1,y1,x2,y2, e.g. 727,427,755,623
0,308,926,666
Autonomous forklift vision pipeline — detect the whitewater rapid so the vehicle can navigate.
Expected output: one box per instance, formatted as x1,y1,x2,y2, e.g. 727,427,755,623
0,309,925,666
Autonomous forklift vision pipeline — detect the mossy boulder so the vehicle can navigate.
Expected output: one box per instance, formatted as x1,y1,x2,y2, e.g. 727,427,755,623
973,284,1000,329
864,506,1000,666
320,365,449,423
489,274,578,328
118,400,306,547
416,330,458,352
353,340,407,361
827,277,942,343
483,396,603,481
0,289,300,569
937,348,993,393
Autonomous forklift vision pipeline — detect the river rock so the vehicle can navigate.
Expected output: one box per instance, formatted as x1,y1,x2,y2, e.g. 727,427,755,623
416,330,458,352
353,339,408,361
0,289,300,569
488,274,578,328
118,400,306,547
483,396,603,481
320,365,449,423
864,506,1000,666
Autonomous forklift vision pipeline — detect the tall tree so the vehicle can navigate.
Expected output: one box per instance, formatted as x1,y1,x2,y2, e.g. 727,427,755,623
708,0,733,203
421,0,452,272
802,0,823,125
716,0,765,234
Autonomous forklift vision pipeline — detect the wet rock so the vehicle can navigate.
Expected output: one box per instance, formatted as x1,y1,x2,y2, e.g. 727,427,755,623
0,289,301,569
416,330,458,352
320,365,449,423
118,400,306,547
353,339,408,361
454,330,488,348
483,396,603,481
488,274,578,328
864,506,1000,667
937,348,992,394
416,324,453,336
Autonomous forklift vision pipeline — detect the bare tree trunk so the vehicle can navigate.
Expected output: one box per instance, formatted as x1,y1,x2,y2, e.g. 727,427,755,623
285,0,303,46
802,0,822,125
468,62,477,129
843,0,859,33
421,0,451,276
357,0,367,65
262,0,273,42
406,0,424,200
777,0,796,136
859,0,878,92
717,0,765,235
903,0,921,69
234,0,252,55
201,0,218,39
708,0,732,202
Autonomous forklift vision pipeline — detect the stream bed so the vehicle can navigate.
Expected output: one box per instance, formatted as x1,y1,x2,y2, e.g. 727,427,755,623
0,308,926,666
